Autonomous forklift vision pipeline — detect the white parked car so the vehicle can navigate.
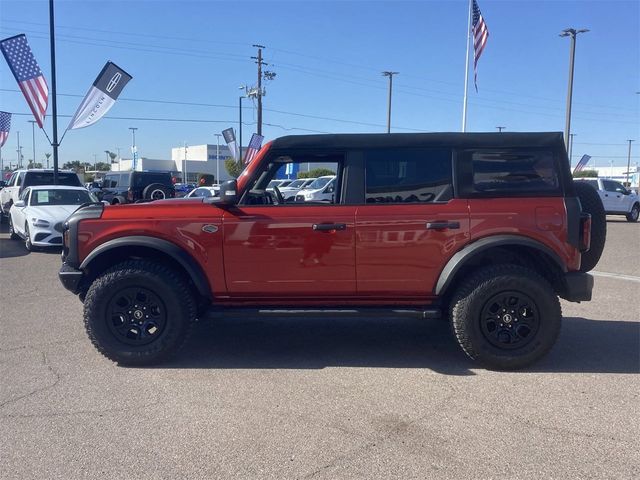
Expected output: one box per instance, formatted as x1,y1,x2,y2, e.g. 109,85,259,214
295,176,336,203
9,186,98,251
279,178,317,201
186,186,220,198
575,178,639,222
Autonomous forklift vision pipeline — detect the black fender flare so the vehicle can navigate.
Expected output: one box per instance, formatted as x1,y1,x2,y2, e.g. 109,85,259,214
435,235,567,295
80,236,212,300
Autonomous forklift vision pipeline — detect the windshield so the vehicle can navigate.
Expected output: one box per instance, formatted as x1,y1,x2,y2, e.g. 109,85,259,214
306,177,333,190
285,179,306,188
267,180,283,188
30,189,96,206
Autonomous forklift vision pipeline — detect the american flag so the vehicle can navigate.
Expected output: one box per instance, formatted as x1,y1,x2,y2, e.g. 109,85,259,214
573,155,591,174
472,0,489,91
0,35,49,128
244,133,264,165
0,111,10,148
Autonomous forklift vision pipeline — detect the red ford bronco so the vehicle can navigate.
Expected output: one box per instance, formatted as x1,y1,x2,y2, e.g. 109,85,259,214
59,133,605,369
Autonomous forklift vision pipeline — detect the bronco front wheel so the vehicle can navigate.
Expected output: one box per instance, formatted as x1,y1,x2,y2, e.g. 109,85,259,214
450,265,561,370
83,260,196,366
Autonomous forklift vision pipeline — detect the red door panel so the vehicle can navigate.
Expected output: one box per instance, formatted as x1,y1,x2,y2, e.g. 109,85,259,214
222,206,356,296
355,200,470,296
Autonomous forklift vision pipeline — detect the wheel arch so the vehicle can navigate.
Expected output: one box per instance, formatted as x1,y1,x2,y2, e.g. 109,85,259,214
80,236,212,303
436,235,567,298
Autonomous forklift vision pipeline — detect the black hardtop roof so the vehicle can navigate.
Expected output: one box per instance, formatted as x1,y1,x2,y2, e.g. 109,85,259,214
270,132,566,151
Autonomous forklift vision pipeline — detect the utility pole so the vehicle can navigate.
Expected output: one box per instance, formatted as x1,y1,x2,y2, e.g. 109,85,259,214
560,28,589,152
626,139,635,187
129,127,138,170
214,133,221,184
239,96,243,163
568,133,576,165
29,120,36,167
16,130,21,168
496,126,505,132
382,71,398,133
252,44,266,136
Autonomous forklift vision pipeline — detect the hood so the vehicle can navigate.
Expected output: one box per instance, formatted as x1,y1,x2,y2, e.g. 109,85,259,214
27,204,80,222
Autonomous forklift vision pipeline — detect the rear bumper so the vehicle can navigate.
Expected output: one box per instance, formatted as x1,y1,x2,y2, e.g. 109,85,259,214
561,272,594,302
59,263,84,294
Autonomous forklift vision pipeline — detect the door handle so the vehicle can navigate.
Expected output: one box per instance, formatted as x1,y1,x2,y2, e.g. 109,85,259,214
313,223,346,231
426,221,460,230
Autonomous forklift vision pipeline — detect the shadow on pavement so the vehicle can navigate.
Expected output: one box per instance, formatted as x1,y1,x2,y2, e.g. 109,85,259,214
0,221,28,259
535,316,640,374
168,316,475,375
166,315,640,375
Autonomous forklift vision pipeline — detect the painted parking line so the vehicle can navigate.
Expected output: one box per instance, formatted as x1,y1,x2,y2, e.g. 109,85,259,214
591,271,640,283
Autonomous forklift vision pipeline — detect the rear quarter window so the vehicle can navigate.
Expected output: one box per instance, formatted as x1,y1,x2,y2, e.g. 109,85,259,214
469,150,560,196
23,172,82,188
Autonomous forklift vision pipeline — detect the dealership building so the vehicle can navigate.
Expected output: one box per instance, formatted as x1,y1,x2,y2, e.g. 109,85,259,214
112,144,233,183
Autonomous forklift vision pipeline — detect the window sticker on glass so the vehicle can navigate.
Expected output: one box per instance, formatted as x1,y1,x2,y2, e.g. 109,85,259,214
37,190,50,203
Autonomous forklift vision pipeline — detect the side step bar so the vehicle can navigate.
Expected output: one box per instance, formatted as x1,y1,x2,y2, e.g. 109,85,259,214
202,307,441,320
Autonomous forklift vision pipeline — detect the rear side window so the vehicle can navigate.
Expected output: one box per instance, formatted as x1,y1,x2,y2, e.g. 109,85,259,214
581,179,599,189
364,148,452,203
23,172,81,188
133,173,172,188
470,150,559,195
103,175,118,188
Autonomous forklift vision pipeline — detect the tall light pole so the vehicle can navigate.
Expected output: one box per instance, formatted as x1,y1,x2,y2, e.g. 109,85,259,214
496,126,505,132
28,120,36,167
382,71,398,133
214,133,221,184
16,130,21,168
93,153,97,173
626,140,635,187
239,93,246,163
129,127,138,171
560,27,589,152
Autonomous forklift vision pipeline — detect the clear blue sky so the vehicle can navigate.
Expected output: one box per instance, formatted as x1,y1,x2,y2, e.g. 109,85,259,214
1,0,638,168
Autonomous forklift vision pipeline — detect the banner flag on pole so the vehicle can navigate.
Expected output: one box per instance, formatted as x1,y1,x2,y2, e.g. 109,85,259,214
472,0,490,92
222,128,239,161
68,61,132,130
0,34,49,128
0,111,11,147
244,134,264,165
572,154,591,174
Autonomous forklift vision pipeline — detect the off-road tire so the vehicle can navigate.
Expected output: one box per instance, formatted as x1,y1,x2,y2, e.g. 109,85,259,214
83,260,196,366
142,183,170,201
450,264,561,370
8,214,18,239
626,202,639,222
573,181,606,272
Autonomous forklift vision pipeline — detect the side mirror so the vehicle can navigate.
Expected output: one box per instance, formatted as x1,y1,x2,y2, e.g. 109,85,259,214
14,200,26,208
218,179,238,205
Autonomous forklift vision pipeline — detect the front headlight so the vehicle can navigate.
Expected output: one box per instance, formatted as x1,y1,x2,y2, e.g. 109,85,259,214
31,218,50,228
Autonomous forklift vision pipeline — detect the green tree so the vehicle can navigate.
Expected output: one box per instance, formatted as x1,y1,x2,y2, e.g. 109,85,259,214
225,157,244,178
27,162,43,169
298,168,335,179
573,170,598,178
44,153,52,168
95,162,112,171
108,151,118,162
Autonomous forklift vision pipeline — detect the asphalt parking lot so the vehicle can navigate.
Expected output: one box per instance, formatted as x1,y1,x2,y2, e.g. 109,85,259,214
1,218,638,479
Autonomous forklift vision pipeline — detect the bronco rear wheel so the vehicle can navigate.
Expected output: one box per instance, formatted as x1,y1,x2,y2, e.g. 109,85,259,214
83,260,196,366
450,265,561,370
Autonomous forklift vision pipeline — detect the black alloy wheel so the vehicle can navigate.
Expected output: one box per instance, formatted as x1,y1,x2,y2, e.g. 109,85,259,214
479,291,540,350
107,287,167,346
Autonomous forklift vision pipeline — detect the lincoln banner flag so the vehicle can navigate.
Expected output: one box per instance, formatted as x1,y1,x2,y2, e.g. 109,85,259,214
68,61,132,130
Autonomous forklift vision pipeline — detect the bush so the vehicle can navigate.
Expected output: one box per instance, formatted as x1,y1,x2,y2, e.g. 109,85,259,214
224,157,243,178
298,168,335,179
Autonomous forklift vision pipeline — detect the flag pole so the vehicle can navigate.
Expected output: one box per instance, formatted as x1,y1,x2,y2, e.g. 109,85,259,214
461,0,472,133
49,0,59,184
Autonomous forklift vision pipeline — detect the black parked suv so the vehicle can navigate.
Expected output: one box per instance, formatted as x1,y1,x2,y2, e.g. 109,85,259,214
93,171,176,204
